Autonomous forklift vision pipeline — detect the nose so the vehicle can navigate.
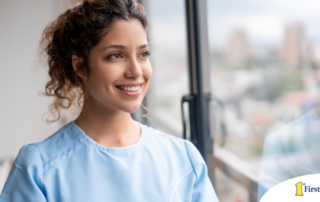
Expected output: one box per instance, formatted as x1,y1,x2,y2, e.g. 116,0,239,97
124,57,143,78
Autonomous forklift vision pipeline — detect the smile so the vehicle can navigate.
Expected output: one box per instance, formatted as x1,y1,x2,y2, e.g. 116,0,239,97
115,83,144,97
116,85,141,92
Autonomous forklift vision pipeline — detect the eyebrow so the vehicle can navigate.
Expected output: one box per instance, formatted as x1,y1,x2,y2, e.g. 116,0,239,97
103,44,148,51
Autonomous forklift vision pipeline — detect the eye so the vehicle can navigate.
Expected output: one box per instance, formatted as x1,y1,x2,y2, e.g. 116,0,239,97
107,53,123,59
139,51,150,58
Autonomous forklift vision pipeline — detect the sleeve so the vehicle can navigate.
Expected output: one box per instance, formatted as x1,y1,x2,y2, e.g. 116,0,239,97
257,133,287,202
0,145,46,202
184,140,220,202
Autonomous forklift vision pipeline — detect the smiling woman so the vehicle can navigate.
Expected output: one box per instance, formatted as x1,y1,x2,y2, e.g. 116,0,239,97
72,19,152,119
0,0,219,202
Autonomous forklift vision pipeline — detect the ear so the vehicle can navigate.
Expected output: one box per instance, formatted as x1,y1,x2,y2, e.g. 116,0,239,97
72,55,87,80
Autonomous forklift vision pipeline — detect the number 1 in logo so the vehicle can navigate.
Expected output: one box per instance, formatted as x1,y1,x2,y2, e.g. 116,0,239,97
296,182,303,196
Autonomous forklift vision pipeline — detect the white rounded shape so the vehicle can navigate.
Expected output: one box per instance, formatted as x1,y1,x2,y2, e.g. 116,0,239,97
261,174,320,202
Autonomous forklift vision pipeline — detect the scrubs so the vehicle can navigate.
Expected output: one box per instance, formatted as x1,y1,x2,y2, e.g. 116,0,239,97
0,121,219,202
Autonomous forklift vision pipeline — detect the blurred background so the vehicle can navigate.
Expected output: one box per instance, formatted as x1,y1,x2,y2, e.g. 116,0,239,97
0,0,83,192
1,0,320,201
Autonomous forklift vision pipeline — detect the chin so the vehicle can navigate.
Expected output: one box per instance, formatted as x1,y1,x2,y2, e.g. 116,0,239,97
120,103,142,114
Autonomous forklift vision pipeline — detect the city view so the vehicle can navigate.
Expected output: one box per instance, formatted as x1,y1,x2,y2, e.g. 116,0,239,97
148,0,320,201
211,22,320,159
150,0,320,159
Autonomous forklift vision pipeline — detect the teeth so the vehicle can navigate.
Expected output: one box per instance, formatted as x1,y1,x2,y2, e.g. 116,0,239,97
118,85,141,92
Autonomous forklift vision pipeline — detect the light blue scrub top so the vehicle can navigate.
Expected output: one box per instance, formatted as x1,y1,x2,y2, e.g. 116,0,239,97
0,121,219,202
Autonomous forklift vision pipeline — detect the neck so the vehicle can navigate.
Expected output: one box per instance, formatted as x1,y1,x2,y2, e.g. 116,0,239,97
74,96,141,148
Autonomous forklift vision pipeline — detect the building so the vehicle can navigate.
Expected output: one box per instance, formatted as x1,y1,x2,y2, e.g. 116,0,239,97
225,29,251,65
281,23,308,68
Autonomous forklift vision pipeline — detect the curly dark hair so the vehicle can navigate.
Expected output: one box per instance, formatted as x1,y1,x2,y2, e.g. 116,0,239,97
40,0,150,122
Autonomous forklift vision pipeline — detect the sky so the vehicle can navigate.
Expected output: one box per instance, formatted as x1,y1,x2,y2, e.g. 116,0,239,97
146,0,320,49
208,0,320,48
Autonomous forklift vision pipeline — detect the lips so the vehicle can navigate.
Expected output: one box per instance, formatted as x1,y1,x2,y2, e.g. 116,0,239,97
115,82,144,88
115,84,142,97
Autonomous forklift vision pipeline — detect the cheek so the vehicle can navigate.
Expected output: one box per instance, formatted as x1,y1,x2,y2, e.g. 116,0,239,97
86,69,116,95
143,64,153,80
92,65,121,84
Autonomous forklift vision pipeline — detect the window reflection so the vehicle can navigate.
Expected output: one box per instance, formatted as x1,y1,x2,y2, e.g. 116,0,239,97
148,0,188,136
208,0,320,201
258,106,320,200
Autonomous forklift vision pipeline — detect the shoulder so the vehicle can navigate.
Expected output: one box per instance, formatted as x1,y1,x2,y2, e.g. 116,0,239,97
142,123,185,145
139,123,205,175
183,139,207,179
263,109,318,155
267,109,316,140
14,144,43,168
20,122,86,169
140,123,187,154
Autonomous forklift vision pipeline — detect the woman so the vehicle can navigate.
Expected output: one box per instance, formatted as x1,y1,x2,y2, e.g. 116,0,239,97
0,0,219,201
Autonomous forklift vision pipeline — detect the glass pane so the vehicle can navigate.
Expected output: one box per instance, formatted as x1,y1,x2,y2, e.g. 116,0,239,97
147,0,188,137
208,0,320,201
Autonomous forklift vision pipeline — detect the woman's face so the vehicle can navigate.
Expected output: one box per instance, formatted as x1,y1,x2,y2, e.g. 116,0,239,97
82,19,152,113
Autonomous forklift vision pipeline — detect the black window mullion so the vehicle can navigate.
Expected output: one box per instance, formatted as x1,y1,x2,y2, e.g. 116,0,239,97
183,0,214,183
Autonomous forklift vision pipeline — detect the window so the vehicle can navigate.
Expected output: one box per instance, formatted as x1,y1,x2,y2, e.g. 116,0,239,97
142,0,189,137
208,0,320,201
